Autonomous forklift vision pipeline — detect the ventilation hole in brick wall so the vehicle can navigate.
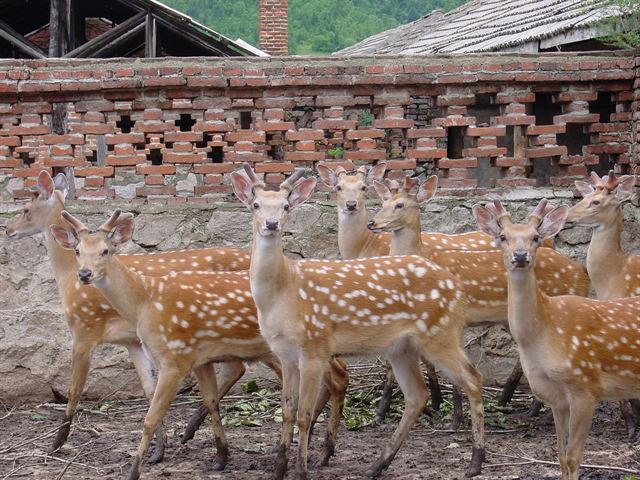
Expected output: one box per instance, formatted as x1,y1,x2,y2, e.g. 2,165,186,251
406,96,440,128
558,123,590,156
497,125,516,157
470,93,499,125
208,146,224,163
86,150,98,163
447,127,464,159
589,91,616,123
531,156,560,187
20,152,34,166
533,93,561,125
116,115,135,134
589,153,618,177
175,113,196,132
469,157,501,188
240,111,253,129
324,131,334,140
292,106,315,129
165,142,174,150
147,148,163,165
195,139,208,149
51,166,65,178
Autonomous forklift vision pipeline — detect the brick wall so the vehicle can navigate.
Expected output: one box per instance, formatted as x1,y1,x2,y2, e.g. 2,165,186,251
259,0,288,56
0,52,637,205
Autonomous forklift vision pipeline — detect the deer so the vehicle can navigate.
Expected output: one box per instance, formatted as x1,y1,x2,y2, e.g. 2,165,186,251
49,209,348,480
5,170,268,458
316,162,501,424
567,170,640,437
231,163,486,480
368,175,591,423
474,198,640,480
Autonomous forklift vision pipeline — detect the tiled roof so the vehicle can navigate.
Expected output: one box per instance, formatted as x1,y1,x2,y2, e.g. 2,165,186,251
335,0,613,56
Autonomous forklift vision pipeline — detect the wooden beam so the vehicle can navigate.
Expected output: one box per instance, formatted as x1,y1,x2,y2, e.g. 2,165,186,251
86,23,145,58
0,19,46,59
63,11,146,58
145,12,157,58
153,15,229,56
49,0,71,56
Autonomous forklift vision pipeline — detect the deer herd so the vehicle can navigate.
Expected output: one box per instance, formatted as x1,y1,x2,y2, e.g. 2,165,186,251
4,163,640,480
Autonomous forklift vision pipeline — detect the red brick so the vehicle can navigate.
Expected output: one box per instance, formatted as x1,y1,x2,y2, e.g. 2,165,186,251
145,175,166,185
467,126,506,137
75,167,115,177
373,119,414,129
255,162,294,173
195,185,229,195
43,134,84,145
406,128,447,138
136,185,177,196
386,159,417,170
345,150,386,161
226,131,266,143
285,151,326,161
162,152,207,164
106,154,147,166
438,158,478,168
83,177,105,188
256,121,296,131
463,147,507,157
407,148,447,159
525,146,568,158
526,124,566,135
0,136,20,146
285,130,325,141
312,119,358,130
194,163,235,174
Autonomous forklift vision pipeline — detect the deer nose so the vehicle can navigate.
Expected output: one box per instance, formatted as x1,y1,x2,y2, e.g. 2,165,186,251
513,251,529,266
367,220,376,230
78,269,93,283
265,219,279,231
345,201,357,211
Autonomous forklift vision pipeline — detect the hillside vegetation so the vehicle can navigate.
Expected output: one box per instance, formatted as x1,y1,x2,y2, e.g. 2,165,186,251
159,0,466,54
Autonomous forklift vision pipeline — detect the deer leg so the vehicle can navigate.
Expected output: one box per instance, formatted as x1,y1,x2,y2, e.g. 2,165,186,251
274,358,300,480
431,347,485,477
551,402,570,479
126,343,166,464
448,385,464,431
128,368,182,480
318,358,348,467
374,361,395,424
619,400,639,440
294,356,327,480
367,346,427,478
565,398,595,480
423,359,443,412
498,360,523,406
193,363,230,471
181,361,246,444
50,338,95,453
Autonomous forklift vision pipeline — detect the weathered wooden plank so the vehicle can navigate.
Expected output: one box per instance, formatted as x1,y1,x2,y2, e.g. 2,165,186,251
0,19,46,59
49,0,71,57
145,12,157,58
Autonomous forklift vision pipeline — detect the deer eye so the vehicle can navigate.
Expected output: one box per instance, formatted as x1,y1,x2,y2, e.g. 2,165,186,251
253,202,260,210
533,235,540,243
24,208,29,214
591,200,600,206
499,234,506,242
395,203,404,209
74,249,80,256
284,204,290,211
361,186,366,191
101,249,109,256
336,186,342,192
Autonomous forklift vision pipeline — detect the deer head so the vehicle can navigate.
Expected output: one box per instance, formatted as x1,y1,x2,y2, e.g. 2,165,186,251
316,162,386,216
567,170,635,227
50,210,134,284
368,175,437,233
6,170,69,239
230,163,316,237
473,199,568,271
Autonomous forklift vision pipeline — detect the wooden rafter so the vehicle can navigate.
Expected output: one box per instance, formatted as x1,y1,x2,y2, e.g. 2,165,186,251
63,10,146,58
145,11,157,58
0,18,46,59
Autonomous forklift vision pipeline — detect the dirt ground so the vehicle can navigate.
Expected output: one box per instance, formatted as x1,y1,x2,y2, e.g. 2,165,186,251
1,386,639,480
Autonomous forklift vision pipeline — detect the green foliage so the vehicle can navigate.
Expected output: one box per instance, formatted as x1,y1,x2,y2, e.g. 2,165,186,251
327,146,345,158
589,0,640,48
157,0,466,54
359,109,374,127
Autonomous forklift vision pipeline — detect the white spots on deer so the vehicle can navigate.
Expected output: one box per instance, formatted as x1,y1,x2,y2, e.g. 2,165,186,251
430,289,440,300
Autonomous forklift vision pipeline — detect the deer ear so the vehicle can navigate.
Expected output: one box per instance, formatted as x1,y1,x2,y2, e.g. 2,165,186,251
316,164,337,188
108,213,134,248
373,180,392,201
37,170,55,200
615,175,635,204
417,175,438,204
50,225,79,250
472,204,502,238
366,162,387,185
538,206,569,240
288,177,316,208
230,172,254,206
53,173,69,199
574,180,594,197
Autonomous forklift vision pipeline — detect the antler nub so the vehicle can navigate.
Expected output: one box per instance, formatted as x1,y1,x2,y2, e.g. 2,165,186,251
486,200,512,226
528,199,548,226
242,162,266,190
280,169,305,192
99,209,123,233
61,210,88,234
403,177,418,192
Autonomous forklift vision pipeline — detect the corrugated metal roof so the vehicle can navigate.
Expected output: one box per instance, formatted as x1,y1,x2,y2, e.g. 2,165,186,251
335,0,614,56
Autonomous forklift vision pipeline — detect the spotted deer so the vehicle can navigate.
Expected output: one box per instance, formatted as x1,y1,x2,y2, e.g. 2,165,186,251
50,209,348,480
232,163,485,479
567,170,640,436
474,198,640,480
317,162,499,423
369,175,591,419
5,170,261,457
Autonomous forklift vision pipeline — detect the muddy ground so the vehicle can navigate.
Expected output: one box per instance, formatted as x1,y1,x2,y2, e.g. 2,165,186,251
1,381,639,480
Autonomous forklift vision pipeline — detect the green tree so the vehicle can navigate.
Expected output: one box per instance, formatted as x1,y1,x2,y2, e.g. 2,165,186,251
590,0,640,48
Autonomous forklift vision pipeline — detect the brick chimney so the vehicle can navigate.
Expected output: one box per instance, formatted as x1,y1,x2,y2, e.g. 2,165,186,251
259,0,288,56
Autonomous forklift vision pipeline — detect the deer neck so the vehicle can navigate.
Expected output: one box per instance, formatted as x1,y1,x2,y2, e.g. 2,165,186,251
93,257,149,326
43,197,78,286
587,210,624,299
388,211,425,257
338,207,376,259
250,232,290,312
506,267,549,348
